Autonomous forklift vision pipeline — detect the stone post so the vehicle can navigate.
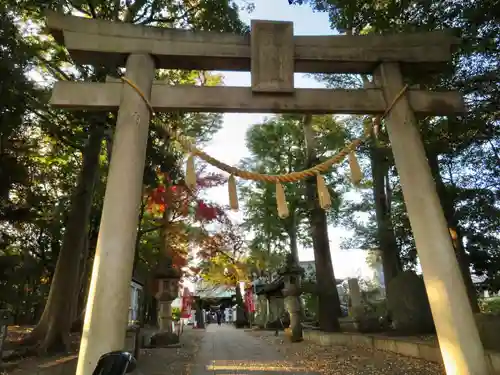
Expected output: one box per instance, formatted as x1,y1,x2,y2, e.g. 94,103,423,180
257,294,268,328
375,62,488,375
280,255,303,342
348,278,363,318
76,53,155,375
0,309,12,365
267,296,276,323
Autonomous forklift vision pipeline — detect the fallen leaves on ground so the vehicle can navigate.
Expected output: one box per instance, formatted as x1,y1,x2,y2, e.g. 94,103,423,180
247,331,445,375
136,329,204,375
5,325,34,343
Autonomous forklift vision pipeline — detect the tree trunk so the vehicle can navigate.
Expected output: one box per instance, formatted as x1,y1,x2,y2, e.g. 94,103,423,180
25,128,103,353
132,198,147,273
426,151,479,312
370,138,401,289
286,213,299,265
71,234,92,333
194,298,205,328
302,115,341,332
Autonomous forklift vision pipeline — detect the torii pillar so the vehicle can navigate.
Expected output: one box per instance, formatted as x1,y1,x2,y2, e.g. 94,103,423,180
76,54,155,375
376,63,488,375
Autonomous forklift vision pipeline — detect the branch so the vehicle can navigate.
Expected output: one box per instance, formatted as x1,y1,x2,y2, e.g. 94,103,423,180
30,109,82,150
137,3,201,26
34,54,73,81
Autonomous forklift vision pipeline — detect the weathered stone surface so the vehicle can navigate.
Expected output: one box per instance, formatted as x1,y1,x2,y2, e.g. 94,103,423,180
251,20,294,93
51,82,466,115
149,331,180,347
255,295,268,328
475,313,500,351
280,254,304,342
267,295,285,323
348,278,363,318
46,11,459,74
386,271,435,334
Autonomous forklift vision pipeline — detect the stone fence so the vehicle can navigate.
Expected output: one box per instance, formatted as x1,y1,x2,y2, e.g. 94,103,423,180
303,329,500,374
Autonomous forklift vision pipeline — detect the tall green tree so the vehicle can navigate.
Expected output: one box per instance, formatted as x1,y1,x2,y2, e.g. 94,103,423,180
240,114,348,331
3,0,248,354
291,0,500,308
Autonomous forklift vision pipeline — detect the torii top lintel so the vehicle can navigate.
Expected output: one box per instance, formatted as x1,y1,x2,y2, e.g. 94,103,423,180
45,11,459,77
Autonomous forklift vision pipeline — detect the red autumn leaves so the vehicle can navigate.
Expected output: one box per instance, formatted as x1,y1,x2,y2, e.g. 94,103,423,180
146,171,223,221
145,171,228,273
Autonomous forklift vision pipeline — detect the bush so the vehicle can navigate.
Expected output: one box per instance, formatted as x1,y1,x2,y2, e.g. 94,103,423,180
172,307,181,321
479,297,500,315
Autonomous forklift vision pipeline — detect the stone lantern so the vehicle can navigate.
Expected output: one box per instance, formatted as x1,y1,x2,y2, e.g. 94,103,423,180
279,254,304,342
153,257,181,333
149,257,182,348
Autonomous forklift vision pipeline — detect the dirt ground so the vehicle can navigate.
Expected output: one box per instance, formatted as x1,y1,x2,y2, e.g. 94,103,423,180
247,330,446,375
2,325,445,375
136,327,205,375
2,326,204,375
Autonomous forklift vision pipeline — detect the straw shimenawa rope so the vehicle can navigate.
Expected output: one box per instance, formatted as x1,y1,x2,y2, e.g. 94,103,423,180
120,76,408,218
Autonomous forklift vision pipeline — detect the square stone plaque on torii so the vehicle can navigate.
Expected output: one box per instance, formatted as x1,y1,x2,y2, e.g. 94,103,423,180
44,11,490,375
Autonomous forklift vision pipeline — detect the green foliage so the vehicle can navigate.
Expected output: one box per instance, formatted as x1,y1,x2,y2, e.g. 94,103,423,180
240,115,348,257
172,307,181,321
292,0,500,286
0,0,247,328
479,297,500,316
303,293,319,319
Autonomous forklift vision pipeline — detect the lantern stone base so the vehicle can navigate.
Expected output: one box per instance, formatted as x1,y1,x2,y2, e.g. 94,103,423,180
284,296,303,342
149,331,180,347
279,254,304,343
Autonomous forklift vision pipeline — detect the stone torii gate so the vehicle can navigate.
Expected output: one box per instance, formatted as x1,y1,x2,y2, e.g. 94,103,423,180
46,12,488,375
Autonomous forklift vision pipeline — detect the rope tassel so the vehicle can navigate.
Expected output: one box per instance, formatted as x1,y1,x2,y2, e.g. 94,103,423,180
186,153,197,189
316,174,332,210
348,152,363,186
120,78,409,212
275,182,289,219
228,175,239,211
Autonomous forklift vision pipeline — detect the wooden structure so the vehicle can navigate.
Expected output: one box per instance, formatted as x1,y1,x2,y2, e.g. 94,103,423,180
46,11,487,375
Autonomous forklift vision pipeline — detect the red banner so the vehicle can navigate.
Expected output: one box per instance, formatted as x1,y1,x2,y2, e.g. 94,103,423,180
244,287,255,312
180,287,193,318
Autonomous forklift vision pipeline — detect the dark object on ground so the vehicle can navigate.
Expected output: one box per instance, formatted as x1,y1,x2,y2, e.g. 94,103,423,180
387,271,435,334
267,311,290,330
92,351,136,375
355,314,392,333
149,331,180,347
340,304,349,317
